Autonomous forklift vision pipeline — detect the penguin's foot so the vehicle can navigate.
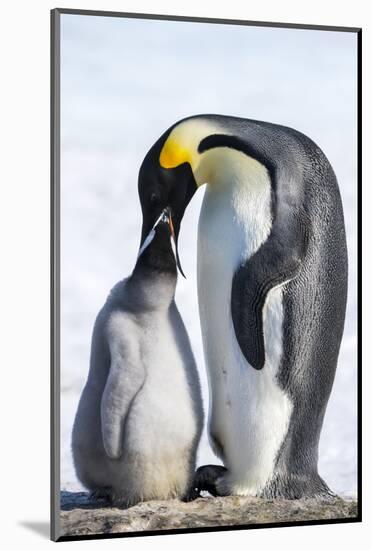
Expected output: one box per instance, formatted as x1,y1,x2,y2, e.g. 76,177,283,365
192,464,229,497
181,485,201,503
261,473,336,500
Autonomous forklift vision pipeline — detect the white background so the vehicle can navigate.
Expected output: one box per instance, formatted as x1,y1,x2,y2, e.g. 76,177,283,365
0,1,369,549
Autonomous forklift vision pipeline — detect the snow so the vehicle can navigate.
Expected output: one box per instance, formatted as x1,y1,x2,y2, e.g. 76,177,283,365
59,14,358,496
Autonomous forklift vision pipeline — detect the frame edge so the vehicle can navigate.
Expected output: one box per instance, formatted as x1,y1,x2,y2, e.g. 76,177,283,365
51,7,61,543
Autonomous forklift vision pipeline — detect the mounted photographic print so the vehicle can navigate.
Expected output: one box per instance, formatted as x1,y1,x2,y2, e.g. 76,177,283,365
51,8,361,542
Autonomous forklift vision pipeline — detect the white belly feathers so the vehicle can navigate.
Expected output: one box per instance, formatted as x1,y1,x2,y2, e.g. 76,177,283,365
197,149,293,495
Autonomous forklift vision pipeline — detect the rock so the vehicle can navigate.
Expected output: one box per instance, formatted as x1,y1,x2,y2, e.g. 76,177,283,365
59,491,358,538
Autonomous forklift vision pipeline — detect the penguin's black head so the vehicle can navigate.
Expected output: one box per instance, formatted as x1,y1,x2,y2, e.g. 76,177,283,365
138,129,198,277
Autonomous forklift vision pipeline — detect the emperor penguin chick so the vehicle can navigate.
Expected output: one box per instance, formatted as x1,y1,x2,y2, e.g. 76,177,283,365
72,208,203,507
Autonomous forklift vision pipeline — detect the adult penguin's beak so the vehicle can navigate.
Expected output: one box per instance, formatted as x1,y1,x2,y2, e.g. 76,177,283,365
162,207,186,278
138,207,186,278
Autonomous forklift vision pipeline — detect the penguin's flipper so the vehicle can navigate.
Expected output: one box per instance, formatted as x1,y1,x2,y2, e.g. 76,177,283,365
101,336,145,460
231,222,308,370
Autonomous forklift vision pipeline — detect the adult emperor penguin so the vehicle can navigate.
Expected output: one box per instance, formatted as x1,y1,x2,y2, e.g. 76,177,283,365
72,205,203,507
138,114,348,499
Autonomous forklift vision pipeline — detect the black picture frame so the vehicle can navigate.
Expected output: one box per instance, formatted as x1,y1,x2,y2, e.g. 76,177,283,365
51,7,362,542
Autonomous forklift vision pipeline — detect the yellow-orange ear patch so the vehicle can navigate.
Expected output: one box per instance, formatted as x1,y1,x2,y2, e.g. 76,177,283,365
159,137,192,169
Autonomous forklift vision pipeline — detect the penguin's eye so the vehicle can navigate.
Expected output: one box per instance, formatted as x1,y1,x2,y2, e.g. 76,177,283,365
149,192,160,206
